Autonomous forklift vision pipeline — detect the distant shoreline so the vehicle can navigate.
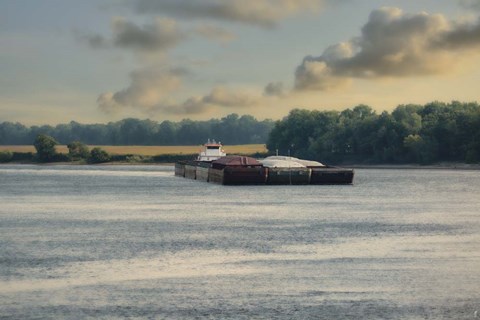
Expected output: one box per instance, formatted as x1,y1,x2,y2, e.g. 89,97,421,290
2,161,479,170
349,164,480,170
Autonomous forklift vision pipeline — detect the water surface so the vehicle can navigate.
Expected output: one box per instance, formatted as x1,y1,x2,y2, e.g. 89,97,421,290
1,165,479,319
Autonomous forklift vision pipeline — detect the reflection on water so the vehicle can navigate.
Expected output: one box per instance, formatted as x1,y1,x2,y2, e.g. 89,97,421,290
1,165,479,319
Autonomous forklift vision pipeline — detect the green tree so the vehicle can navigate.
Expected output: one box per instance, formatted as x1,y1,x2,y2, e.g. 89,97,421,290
403,134,424,163
33,134,58,162
392,104,422,135
0,150,13,163
403,134,439,164
89,147,111,163
67,141,89,160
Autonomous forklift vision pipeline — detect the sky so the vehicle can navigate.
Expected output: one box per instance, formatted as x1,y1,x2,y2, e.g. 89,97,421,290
1,0,480,125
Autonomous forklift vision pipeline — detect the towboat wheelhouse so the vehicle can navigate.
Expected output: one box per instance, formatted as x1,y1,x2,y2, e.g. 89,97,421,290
197,139,226,162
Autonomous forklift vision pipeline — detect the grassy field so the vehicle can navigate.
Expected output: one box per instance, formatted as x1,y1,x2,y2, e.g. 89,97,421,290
0,144,268,156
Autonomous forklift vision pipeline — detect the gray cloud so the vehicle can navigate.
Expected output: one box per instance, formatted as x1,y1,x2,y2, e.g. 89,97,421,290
264,82,285,96
178,97,212,114
83,17,235,52
435,18,480,49
459,0,480,10
295,7,480,90
195,24,236,43
165,86,259,114
73,30,110,49
134,0,325,27
86,34,109,49
111,17,185,52
80,17,185,53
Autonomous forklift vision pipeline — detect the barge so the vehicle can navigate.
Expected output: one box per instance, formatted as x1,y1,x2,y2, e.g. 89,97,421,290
261,158,311,185
209,156,267,185
175,140,354,185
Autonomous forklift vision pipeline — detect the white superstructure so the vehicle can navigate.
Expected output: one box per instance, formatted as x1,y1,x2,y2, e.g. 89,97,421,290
197,139,226,161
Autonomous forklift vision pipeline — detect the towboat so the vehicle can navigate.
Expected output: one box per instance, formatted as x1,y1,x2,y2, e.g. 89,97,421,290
197,139,226,161
174,139,225,178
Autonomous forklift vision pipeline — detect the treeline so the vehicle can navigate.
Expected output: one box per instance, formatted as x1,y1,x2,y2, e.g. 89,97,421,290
2,101,480,165
267,101,480,164
0,134,208,164
0,114,274,146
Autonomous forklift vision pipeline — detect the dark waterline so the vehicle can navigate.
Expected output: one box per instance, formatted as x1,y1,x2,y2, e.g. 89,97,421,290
1,165,479,319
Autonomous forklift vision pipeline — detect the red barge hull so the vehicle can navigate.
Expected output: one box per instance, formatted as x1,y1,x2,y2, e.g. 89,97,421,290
175,159,354,185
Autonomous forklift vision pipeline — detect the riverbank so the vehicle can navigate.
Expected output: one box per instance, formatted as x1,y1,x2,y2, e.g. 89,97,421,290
350,163,480,170
0,147,268,165
0,144,268,156
2,161,480,170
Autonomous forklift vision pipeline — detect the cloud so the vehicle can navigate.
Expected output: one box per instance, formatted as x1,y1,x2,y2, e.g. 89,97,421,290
73,30,110,49
295,7,480,90
203,86,257,107
134,0,325,27
86,34,109,49
434,18,480,49
459,0,480,10
195,24,236,43
295,59,351,91
263,82,285,96
165,86,260,114
98,69,260,116
97,92,119,114
97,67,182,114
163,97,211,115
111,17,185,52
82,17,236,53
81,17,186,53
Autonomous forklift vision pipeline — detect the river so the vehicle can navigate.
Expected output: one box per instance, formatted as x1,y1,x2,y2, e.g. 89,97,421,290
0,165,479,319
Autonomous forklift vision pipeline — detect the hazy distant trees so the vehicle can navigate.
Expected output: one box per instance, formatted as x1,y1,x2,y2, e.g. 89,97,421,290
267,101,480,164
3,103,480,164
0,114,274,146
